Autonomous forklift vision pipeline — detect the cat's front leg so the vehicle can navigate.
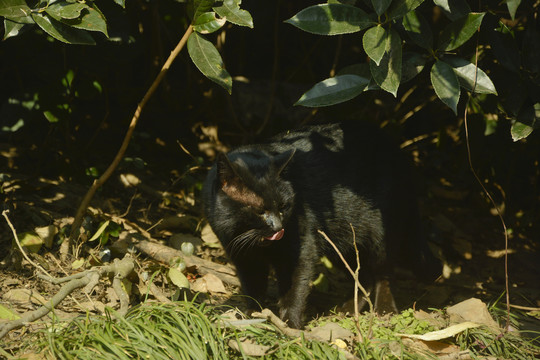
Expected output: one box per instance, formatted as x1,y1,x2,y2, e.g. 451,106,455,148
234,257,270,311
274,235,317,329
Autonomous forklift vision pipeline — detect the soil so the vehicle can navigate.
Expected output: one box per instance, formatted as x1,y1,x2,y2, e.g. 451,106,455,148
1,119,539,351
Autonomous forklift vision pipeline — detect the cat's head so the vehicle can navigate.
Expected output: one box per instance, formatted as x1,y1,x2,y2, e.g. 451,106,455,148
214,149,296,256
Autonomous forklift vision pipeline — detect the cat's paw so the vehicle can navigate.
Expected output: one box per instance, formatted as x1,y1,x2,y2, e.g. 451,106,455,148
279,306,303,329
374,278,398,314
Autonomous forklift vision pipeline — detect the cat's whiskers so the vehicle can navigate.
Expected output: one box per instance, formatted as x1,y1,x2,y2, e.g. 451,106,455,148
228,229,263,258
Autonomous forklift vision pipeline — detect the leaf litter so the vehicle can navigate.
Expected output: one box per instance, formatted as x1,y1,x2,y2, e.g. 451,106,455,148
1,157,539,359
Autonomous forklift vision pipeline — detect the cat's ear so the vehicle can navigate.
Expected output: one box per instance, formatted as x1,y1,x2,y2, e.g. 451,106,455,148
275,149,296,176
216,153,264,207
216,153,240,188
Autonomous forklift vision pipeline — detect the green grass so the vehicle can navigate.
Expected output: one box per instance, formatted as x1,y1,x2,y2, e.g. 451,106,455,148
6,301,539,360
31,301,232,360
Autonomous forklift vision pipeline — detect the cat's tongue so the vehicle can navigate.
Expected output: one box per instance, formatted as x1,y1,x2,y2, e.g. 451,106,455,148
265,229,284,241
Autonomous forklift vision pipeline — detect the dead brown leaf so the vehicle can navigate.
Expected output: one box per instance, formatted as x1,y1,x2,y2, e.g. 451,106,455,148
191,273,227,294
447,298,500,330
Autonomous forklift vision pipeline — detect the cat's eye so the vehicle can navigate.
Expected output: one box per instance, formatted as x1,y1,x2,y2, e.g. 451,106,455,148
253,208,265,215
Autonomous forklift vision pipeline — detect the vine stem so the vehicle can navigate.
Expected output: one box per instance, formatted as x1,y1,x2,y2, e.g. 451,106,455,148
464,26,510,331
63,25,194,259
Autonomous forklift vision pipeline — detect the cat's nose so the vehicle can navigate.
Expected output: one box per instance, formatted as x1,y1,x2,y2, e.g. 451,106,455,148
263,212,282,231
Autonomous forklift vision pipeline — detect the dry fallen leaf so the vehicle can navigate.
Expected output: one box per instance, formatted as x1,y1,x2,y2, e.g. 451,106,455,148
34,225,58,248
191,273,227,294
228,338,270,356
308,322,354,343
4,289,47,306
398,321,480,341
403,337,473,360
201,223,220,244
447,298,500,329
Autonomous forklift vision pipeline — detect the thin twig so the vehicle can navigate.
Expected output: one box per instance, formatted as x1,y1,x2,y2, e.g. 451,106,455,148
118,189,138,218
329,34,343,78
64,25,194,259
2,210,51,278
509,304,540,311
349,224,368,344
317,230,373,313
463,25,511,331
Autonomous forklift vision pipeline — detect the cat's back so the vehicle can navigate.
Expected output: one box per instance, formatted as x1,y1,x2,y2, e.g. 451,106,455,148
267,122,406,188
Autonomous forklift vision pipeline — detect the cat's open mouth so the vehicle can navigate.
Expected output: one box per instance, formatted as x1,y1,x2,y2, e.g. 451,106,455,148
263,228,284,241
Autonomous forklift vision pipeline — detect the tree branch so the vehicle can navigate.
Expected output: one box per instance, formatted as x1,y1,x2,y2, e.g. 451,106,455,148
0,255,135,339
63,25,194,259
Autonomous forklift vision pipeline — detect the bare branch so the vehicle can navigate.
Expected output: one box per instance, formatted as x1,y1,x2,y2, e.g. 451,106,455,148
133,239,240,287
0,276,88,339
0,255,136,339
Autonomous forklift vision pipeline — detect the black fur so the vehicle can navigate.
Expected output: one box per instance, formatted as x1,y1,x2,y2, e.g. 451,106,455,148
202,122,439,328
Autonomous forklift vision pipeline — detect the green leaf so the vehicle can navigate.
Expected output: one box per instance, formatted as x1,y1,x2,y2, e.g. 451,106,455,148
85,166,99,178
187,32,232,94
19,232,43,253
43,110,60,123
188,0,214,22
506,0,521,20
511,121,533,141
71,258,85,269
511,103,539,141
433,0,471,21
107,222,122,237
0,0,31,19
213,0,253,28
327,0,357,4
370,28,402,97
295,74,370,107
51,4,108,37
430,60,460,114
401,51,425,83
113,0,125,8
401,10,432,49
442,56,497,95
32,12,96,44
363,25,388,66
438,12,485,51
62,69,75,88
371,0,392,16
3,18,29,39
387,0,425,20
193,12,226,34
45,2,87,20
169,267,190,289
89,220,110,242
4,13,33,25
285,3,375,35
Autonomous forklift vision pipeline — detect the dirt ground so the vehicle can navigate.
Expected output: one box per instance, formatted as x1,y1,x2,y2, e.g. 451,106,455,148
1,125,539,349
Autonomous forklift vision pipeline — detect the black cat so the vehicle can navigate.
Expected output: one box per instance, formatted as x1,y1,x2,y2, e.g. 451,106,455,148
202,122,439,328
